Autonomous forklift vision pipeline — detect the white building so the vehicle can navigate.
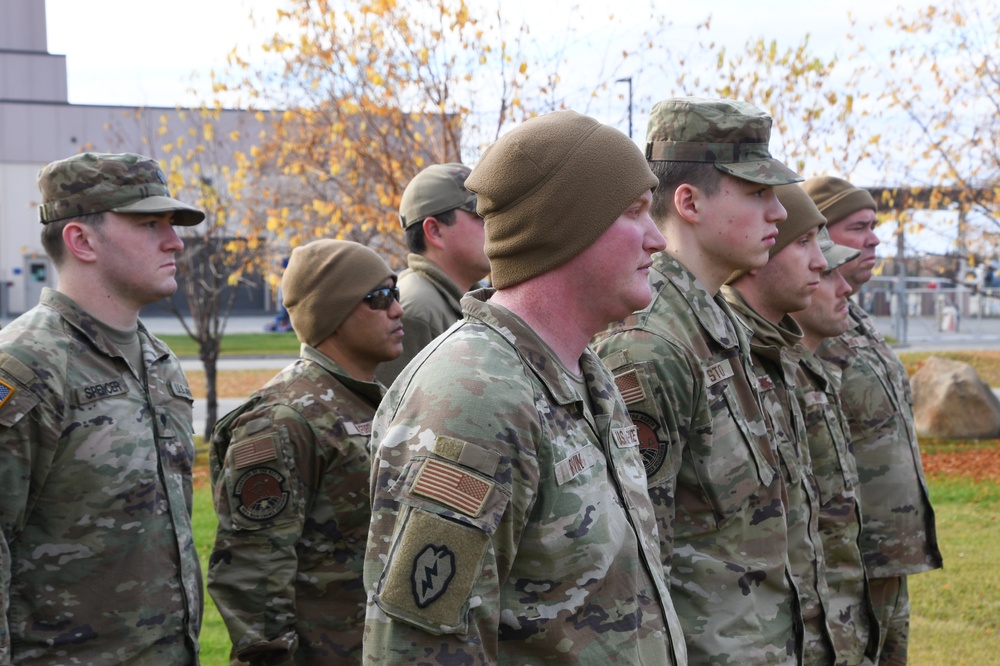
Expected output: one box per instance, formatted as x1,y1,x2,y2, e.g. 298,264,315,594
1,0,261,318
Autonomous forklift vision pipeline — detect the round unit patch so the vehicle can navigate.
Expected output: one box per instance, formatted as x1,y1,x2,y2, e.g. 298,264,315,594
234,467,289,521
630,411,667,478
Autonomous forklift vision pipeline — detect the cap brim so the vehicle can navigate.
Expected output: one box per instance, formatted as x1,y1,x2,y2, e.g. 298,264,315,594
823,243,861,271
111,196,205,226
716,159,803,186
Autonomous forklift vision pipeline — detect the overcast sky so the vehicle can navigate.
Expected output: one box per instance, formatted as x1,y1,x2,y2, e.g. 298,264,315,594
44,0,901,110
43,0,961,257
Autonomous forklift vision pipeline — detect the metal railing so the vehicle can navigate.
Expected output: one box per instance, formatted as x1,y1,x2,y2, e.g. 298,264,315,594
861,277,1000,344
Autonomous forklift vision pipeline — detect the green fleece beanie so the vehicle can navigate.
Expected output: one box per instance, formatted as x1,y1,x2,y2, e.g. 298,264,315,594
282,240,395,347
464,110,657,289
800,176,877,226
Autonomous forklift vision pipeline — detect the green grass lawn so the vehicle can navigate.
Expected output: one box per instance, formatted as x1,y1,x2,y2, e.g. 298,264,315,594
189,456,1000,664
159,332,300,358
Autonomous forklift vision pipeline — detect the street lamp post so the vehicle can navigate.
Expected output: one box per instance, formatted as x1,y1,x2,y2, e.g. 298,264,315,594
616,77,633,139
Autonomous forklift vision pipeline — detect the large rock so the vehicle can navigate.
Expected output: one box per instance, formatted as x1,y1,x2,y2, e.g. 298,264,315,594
911,356,1000,439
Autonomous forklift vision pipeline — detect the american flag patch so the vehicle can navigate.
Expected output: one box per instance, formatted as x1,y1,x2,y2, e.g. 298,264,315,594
233,434,278,469
0,379,13,409
412,458,493,517
614,370,645,405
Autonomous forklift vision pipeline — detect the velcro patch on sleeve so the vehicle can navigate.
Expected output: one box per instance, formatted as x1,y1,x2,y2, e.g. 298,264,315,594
705,359,734,386
600,349,632,372
377,509,489,632
554,446,596,485
232,433,278,469
169,381,193,399
412,458,493,518
614,369,646,405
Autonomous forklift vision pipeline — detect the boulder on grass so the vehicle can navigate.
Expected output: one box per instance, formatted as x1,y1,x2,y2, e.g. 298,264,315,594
911,356,1000,439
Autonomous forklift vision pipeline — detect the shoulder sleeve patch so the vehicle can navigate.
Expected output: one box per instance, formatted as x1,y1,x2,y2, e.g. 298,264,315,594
0,356,41,426
614,369,646,405
412,458,494,518
232,433,278,469
376,509,489,633
0,378,15,410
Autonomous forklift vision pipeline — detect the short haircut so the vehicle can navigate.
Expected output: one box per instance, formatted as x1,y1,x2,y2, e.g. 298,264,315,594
649,161,724,222
403,208,457,254
41,211,106,265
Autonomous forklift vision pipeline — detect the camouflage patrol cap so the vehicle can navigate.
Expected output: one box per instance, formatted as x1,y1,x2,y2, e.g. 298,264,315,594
37,152,205,226
645,97,801,185
398,163,478,229
818,226,860,271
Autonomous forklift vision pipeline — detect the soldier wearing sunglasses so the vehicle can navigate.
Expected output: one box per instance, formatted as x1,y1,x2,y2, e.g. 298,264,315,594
208,240,403,665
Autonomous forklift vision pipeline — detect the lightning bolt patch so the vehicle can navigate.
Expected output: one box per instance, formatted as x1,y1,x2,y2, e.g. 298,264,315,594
411,544,456,608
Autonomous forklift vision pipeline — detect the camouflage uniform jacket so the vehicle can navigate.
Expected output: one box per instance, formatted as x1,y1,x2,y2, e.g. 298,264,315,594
364,289,686,666
797,350,877,666
208,346,382,665
722,287,833,664
592,254,800,665
0,288,202,665
817,301,942,578
374,253,466,386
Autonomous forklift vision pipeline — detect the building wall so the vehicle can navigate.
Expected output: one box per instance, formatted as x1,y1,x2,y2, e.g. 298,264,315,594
0,0,267,317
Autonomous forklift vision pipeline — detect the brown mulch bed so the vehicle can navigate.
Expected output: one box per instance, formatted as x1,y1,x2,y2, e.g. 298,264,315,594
922,447,1000,484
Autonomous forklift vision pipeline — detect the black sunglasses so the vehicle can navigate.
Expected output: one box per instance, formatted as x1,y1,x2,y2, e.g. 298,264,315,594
363,286,400,311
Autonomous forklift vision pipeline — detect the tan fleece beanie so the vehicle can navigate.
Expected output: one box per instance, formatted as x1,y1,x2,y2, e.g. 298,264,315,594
800,176,877,226
282,240,395,347
771,183,827,256
465,110,657,289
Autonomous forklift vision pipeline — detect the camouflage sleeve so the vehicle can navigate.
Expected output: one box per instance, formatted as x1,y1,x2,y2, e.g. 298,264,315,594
593,330,691,565
364,360,537,663
208,403,316,665
0,354,45,660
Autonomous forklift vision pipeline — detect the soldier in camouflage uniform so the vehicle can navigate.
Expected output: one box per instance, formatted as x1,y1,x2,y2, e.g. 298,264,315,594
592,97,805,665
374,163,490,386
0,152,205,664
792,227,879,666
363,110,686,665
802,177,943,666
721,184,835,663
208,240,403,665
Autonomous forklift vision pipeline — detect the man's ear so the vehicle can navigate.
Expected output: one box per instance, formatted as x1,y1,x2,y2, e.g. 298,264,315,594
62,221,99,263
673,184,701,226
422,216,447,250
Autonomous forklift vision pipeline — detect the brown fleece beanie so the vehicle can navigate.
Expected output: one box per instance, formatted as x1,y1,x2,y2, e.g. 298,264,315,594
464,110,657,289
771,183,827,256
800,176,877,226
282,240,395,347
